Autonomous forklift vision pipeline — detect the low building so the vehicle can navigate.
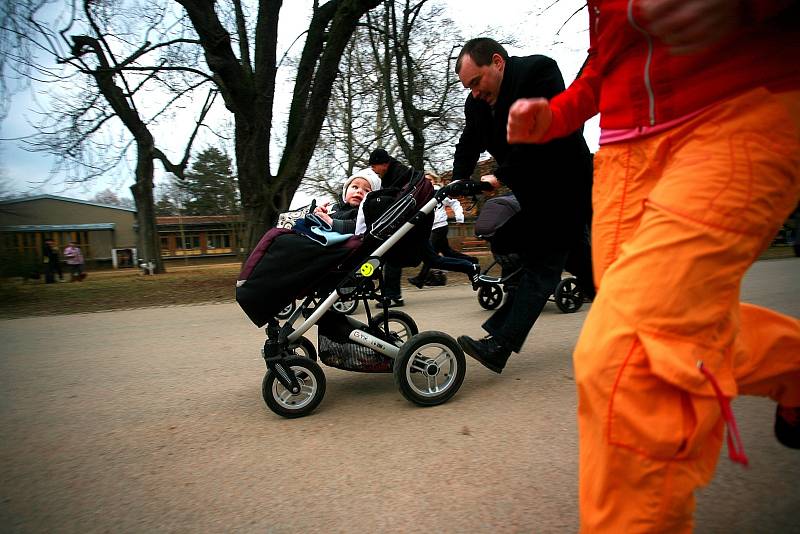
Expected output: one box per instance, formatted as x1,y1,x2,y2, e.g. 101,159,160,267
155,215,242,260
0,195,138,274
0,196,244,275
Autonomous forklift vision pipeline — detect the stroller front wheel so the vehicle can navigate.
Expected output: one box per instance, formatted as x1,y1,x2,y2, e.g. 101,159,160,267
393,331,466,406
370,310,419,345
332,299,359,315
276,301,296,320
262,356,326,418
554,276,583,313
477,283,503,310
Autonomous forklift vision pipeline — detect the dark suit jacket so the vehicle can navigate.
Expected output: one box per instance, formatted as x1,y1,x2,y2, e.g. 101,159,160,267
452,55,592,246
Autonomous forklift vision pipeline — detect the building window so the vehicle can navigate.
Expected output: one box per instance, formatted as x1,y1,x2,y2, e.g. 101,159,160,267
206,232,232,254
175,234,202,255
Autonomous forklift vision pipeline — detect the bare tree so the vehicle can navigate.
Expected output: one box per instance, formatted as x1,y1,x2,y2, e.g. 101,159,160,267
93,188,136,208
368,0,465,170
177,0,383,251
302,0,466,199
4,0,384,260
2,0,217,273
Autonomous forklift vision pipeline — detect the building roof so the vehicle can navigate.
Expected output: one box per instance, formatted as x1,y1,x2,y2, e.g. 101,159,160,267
0,194,137,212
156,215,242,225
0,223,116,232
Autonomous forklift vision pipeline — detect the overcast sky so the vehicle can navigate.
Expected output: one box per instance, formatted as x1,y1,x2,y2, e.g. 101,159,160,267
0,0,595,204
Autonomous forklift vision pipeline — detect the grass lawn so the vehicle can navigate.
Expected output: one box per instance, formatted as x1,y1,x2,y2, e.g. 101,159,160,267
0,263,241,319
0,246,795,319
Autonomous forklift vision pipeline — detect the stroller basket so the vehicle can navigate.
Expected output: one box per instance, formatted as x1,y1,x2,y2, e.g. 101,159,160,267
318,334,394,373
369,193,417,240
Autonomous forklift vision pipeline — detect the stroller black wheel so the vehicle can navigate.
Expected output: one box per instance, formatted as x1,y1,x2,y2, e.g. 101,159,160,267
276,301,296,320
288,336,317,361
477,283,503,310
332,299,359,315
370,310,418,345
555,277,583,313
393,331,466,406
262,356,326,418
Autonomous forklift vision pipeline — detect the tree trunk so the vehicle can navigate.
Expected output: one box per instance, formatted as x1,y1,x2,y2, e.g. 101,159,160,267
130,148,164,274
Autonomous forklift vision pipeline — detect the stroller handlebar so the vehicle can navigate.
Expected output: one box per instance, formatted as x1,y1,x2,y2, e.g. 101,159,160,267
438,179,493,199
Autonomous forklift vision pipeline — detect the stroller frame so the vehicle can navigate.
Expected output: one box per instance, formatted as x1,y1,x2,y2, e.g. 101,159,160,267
260,180,479,418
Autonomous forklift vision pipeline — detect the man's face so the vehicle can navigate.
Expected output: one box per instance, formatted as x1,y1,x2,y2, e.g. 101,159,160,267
370,162,389,177
458,53,505,107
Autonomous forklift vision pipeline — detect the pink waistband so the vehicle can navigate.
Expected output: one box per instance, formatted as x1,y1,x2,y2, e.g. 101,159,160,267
599,107,708,145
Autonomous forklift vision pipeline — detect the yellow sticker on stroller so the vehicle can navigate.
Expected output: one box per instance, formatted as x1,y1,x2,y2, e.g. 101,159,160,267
360,262,375,277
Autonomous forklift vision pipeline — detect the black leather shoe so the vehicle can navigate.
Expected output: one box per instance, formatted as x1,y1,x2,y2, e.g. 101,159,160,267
408,276,424,289
457,335,510,374
775,404,800,449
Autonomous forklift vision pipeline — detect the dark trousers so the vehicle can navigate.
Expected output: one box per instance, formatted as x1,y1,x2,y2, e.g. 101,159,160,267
482,246,569,352
44,261,62,284
415,226,477,281
383,261,403,299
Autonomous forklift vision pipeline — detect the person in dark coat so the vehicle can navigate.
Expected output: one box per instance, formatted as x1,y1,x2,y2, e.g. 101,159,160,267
42,238,63,284
368,148,417,307
452,37,593,373
368,148,416,190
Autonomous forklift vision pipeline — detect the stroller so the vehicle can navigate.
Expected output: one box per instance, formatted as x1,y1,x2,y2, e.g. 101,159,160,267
473,193,592,314
236,174,484,419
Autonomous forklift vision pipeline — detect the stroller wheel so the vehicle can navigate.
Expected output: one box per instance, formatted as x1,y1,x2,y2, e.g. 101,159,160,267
262,356,326,418
288,336,317,361
370,310,418,345
554,277,583,313
332,299,359,315
477,283,503,310
276,301,296,320
393,331,466,406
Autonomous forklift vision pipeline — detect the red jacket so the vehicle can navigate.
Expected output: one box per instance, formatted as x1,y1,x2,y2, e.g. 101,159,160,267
546,0,800,141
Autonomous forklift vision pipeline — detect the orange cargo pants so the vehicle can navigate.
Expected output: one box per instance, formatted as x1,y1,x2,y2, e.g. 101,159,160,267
574,88,800,533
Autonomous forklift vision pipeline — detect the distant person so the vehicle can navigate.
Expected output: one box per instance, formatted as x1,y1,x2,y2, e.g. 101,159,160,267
368,148,416,189
409,175,479,288
506,0,800,531
42,238,63,284
368,148,417,307
63,241,87,282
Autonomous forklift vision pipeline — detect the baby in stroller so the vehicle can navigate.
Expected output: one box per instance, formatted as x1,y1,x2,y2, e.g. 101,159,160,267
236,172,480,419
474,193,595,313
312,169,381,234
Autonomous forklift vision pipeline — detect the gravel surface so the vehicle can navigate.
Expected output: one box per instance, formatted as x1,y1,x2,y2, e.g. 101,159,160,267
1,259,798,533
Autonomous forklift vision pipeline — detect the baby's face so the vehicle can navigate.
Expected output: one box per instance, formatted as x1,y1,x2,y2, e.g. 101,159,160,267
344,177,372,206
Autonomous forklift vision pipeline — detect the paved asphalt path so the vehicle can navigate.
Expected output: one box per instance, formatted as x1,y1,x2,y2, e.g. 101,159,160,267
1,258,798,533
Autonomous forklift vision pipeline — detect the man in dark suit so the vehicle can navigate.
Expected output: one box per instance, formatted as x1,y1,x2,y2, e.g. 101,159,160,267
452,37,593,373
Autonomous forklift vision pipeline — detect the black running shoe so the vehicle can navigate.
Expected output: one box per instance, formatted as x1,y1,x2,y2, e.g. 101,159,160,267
408,276,424,289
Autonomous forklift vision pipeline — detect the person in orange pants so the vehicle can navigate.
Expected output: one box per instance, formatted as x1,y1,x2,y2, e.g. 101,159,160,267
506,0,800,531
